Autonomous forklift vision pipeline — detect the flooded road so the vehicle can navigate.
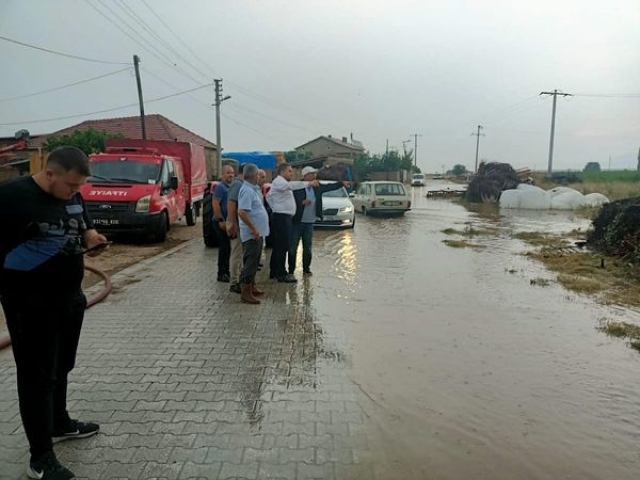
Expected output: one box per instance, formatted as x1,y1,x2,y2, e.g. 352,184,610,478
305,183,640,479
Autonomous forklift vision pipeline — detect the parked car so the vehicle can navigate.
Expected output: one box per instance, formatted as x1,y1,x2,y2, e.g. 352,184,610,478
411,173,426,186
315,181,355,229
352,181,411,216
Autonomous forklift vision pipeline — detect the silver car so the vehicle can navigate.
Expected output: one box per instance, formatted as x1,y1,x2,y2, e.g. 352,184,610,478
315,182,355,229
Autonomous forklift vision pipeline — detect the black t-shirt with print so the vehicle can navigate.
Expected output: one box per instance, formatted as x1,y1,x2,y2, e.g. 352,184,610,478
0,176,94,296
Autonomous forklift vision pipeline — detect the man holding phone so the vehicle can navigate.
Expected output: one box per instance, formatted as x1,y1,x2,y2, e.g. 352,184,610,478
0,146,107,480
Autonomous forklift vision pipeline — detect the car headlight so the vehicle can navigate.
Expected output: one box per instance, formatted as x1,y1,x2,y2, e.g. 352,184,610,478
135,195,151,213
339,206,353,213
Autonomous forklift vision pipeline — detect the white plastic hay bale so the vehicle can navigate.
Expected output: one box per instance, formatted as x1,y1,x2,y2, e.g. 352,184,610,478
550,190,586,210
499,189,522,209
584,192,610,207
516,183,538,191
518,187,552,210
548,186,580,198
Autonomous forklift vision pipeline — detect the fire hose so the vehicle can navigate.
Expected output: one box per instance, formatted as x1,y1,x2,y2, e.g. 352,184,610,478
0,266,112,351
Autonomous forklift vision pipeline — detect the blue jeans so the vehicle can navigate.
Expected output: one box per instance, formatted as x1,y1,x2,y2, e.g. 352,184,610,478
289,222,314,274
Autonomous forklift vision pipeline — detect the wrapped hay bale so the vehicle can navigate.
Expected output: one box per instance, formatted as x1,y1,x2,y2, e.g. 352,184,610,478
548,186,579,198
550,190,586,210
518,186,552,210
584,193,610,208
499,189,522,209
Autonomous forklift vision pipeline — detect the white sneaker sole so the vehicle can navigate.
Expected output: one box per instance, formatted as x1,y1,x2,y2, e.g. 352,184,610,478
52,429,99,444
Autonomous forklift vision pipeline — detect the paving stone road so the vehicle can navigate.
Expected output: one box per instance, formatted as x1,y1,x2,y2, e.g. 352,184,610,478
0,239,378,480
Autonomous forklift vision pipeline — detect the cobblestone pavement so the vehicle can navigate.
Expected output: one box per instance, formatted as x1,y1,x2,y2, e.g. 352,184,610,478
0,239,379,480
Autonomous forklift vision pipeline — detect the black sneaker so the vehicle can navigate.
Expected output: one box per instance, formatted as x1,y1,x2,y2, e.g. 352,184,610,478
52,420,99,444
277,274,297,283
229,283,241,294
27,451,74,479
217,273,230,283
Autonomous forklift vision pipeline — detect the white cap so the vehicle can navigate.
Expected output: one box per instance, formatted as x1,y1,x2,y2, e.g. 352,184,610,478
301,166,318,176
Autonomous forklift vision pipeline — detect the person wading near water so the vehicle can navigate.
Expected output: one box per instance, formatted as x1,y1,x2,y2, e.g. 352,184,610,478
266,163,318,283
289,166,349,276
225,164,244,294
0,146,107,480
212,165,234,283
237,163,269,304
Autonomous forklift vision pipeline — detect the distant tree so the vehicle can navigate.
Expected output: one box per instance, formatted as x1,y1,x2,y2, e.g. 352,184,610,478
44,128,123,155
451,164,468,176
285,150,312,163
584,162,601,172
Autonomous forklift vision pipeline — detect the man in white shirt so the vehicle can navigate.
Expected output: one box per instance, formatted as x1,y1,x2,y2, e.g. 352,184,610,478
266,163,318,283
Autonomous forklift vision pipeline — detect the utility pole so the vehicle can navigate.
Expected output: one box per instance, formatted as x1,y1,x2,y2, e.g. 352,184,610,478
385,139,389,158
133,55,146,140
471,125,484,173
410,133,422,170
540,89,572,174
213,79,231,178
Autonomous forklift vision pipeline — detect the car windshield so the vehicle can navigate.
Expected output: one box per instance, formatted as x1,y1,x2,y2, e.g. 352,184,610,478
90,159,160,184
323,186,348,198
375,183,406,195
413,174,424,179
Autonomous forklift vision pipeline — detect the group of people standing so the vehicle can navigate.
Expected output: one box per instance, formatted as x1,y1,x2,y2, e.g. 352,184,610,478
211,162,348,304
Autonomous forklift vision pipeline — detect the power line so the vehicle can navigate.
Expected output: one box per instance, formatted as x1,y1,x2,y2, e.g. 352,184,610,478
572,93,640,98
0,67,131,104
0,34,129,65
113,0,212,82
0,83,214,126
84,0,204,86
140,0,222,78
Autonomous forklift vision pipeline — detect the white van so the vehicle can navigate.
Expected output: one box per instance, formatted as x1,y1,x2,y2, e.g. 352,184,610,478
411,173,426,186
352,181,411,216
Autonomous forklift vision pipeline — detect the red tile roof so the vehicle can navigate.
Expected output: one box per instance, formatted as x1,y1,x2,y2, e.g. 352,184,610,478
32,114,216,149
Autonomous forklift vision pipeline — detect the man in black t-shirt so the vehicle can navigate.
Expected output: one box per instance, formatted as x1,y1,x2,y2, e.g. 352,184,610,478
0,146,108,480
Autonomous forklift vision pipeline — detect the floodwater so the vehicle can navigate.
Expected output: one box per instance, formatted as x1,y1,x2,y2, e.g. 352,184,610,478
307,182,640,479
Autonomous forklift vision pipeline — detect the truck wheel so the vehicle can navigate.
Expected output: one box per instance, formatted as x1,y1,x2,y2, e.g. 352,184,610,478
154,211,168,242
186,203,196,226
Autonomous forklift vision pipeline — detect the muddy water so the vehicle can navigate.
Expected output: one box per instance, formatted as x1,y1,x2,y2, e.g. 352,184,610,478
310,184,640,479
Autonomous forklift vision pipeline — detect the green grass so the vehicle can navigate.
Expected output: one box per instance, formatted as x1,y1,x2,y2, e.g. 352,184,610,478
578,170,640,183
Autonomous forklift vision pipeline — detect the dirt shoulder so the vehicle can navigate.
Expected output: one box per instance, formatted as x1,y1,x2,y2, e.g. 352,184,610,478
0,222,204,335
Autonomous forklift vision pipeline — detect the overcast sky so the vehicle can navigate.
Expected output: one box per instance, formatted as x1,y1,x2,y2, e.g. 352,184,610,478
1,0,638,173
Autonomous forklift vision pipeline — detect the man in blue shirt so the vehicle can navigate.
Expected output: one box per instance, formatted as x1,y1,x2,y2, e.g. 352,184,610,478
212,165,234,282
290,166,348,276
237,164,270,304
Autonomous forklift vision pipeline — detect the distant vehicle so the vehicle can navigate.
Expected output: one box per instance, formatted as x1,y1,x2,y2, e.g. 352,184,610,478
352,181,411,216
315,181,355,229
82,139,207,242
432,173,444,180
411,173,426,186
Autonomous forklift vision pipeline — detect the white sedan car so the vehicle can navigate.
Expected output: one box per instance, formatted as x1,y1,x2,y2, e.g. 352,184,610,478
315,182,355,229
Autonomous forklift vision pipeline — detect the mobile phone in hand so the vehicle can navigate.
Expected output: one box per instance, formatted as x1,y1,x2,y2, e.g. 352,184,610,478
82,241,113,254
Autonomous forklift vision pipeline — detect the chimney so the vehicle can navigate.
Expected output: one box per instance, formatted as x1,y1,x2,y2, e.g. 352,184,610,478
342,136,348,143
328,134,332,138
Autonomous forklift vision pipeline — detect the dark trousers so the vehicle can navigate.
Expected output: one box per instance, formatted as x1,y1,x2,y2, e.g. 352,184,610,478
213,221,231,276
289,222,314,274
269,213,292,279
1,291,86,459
241,237,263,284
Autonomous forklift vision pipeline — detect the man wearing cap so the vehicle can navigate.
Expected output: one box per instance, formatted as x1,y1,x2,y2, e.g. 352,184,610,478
266,163,318,283
289,166,349,276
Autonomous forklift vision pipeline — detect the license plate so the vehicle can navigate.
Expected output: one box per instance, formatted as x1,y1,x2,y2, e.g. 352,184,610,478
324,215,337,221
94,219,119,225
384,201,401,206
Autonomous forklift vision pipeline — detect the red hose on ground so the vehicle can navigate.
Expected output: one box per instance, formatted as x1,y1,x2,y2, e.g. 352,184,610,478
0,266,112,350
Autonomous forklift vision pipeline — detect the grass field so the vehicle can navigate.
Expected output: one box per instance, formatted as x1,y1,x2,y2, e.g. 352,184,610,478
531,170,640,201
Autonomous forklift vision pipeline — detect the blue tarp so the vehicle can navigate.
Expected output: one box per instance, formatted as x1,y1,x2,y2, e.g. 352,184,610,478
222,151,277,169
